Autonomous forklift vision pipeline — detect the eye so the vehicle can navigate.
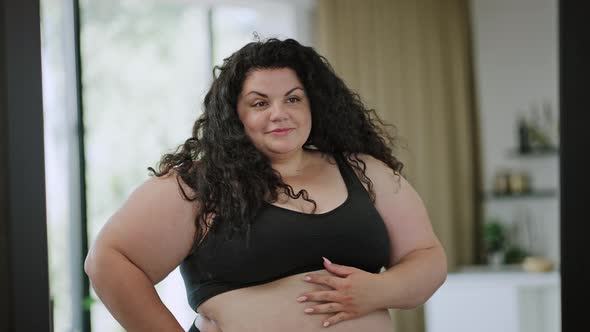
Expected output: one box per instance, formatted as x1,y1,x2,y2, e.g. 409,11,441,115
286,96,301,103
252,101,268,107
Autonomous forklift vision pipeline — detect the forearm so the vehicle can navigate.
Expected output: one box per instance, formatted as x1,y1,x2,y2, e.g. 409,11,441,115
85,248,184,332
374,246,447,310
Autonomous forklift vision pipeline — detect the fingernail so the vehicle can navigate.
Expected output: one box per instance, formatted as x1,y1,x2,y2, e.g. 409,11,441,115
323,321,330,327
304,276,311,281
304,308,314,313
323,257,332,264
296,296,307,302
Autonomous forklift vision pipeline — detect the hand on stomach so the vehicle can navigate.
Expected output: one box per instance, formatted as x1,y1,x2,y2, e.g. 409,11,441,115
196,269,392,332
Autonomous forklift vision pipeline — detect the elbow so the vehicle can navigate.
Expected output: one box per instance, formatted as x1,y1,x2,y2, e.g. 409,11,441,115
438,247,448,285
84,246,120,291
401,295,430,310
84,253,102,295
440,247,448,285
419,272,447,307
84,245,111,282
420,247,448,307
84,248,98,281
410,247,448,309
409,279,447,309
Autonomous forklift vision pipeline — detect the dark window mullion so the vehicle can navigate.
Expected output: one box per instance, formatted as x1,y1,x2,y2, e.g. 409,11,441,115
71,0,91,331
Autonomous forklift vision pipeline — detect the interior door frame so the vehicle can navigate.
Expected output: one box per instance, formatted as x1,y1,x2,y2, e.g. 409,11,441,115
1,0,51,331
558,1,590,330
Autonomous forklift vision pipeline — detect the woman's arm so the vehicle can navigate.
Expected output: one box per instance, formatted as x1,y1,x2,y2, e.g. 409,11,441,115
297,154,447,328
373,245,447,309
360,154,447,309
84,172,199,332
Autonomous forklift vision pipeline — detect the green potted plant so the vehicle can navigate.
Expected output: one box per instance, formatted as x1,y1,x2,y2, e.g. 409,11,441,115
483,219,506,267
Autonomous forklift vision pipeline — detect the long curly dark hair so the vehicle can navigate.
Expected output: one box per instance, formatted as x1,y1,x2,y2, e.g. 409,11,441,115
148,38,404,253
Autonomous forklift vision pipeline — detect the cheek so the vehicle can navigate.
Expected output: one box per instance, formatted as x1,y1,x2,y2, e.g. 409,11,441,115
242,113,267,134
299,107,312,128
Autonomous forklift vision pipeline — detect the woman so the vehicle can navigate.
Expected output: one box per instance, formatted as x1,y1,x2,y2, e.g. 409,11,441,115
85,38,447,332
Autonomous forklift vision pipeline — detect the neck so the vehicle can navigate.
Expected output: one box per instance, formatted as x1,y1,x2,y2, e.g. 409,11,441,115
269,149,310,178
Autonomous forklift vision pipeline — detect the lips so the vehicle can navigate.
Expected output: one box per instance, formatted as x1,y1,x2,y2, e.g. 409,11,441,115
270,128,292,133
268,128,294,137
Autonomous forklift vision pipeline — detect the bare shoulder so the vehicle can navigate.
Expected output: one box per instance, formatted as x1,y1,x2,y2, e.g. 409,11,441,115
349,152,421,212
88,169,199,284
345,153,403,193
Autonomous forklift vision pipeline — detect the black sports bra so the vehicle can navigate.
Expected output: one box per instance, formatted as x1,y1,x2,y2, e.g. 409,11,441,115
179,153,391,311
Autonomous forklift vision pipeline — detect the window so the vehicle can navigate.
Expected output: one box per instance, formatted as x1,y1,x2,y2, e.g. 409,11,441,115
41,0,82,330
76,0,304,330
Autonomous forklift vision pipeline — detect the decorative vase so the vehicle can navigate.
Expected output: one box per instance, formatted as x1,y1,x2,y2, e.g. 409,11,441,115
487,251,504,268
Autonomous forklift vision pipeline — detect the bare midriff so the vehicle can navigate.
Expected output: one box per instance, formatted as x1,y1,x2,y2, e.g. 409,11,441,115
195,269,393,332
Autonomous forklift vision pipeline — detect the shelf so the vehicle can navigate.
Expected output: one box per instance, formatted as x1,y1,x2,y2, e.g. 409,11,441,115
482,189,558,200
507,147,559,157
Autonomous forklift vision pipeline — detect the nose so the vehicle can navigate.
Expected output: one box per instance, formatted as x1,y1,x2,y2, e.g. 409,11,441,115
269,102,289,122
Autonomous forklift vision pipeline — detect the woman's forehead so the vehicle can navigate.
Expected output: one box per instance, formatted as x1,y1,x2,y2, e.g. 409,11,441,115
241,68,303,92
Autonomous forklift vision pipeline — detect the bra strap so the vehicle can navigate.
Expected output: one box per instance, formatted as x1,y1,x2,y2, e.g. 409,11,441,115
334,152,362,192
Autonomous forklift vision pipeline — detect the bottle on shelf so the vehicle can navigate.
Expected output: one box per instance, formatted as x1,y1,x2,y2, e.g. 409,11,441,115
508,170,531,194
492,169,532,196
517,112,531,154
493,170,510,195
528,102,552,151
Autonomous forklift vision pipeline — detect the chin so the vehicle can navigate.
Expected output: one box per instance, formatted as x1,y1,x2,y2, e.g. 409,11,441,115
264,142,305,155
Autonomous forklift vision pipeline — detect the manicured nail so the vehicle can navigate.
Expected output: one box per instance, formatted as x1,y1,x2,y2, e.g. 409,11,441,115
304,275,311,281
304,308,314,313
323,321,330,327
297,296,307,302
323,257,332,264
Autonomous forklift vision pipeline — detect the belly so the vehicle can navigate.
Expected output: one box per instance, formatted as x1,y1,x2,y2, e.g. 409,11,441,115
196,269,393,332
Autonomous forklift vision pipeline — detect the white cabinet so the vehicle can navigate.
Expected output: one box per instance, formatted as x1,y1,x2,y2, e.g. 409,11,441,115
424,267,560,332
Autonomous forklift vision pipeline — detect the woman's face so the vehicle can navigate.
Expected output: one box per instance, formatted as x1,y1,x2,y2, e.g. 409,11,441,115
236,67,312,159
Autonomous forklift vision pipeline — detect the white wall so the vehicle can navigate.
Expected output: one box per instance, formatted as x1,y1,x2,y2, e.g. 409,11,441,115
470,0,560,265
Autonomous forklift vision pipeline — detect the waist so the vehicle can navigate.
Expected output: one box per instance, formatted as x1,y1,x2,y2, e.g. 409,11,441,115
197,270,393,332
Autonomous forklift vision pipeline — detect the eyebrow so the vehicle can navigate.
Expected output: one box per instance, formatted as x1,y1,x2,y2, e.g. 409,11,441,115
245,87,304,98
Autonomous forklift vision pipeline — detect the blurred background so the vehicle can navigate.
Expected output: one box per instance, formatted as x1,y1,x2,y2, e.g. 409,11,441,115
38,0,560,331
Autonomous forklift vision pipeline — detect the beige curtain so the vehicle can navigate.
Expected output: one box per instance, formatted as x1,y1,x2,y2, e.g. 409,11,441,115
315,0,480,331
